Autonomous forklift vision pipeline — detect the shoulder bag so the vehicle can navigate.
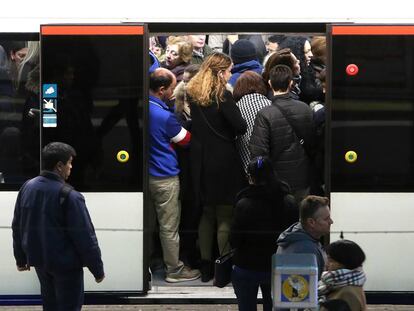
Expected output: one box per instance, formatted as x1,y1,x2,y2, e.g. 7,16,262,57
273,100,314,159
196,104,236,142
213,248,235,288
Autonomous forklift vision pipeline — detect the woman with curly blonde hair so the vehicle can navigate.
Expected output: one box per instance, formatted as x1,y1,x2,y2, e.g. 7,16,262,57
161,36,193,83
186,53,247,282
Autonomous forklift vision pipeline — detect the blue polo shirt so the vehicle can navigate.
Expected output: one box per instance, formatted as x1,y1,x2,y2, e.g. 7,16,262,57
149,95,183,177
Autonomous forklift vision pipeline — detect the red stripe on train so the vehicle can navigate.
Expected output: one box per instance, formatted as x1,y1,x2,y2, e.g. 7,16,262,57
41,25,144,35
332,25,414,35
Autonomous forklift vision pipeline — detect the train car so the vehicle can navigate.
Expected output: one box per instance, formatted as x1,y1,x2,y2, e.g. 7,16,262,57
1,0,414,305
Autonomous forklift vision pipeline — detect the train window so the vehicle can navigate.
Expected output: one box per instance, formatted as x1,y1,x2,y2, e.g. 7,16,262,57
0,34,39,189
331,33,414,191
41,25,145,191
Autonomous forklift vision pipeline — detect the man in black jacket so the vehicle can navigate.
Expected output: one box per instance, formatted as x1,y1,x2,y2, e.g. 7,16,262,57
12,142,104,311
249,65,314,205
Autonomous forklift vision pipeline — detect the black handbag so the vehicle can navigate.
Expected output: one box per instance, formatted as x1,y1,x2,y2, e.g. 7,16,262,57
213,248,235,288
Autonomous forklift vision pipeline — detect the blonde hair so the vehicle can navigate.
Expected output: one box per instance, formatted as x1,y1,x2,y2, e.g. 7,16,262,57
186,53,232,106
17,41,39,87
166,36,193,64
311,36,326,65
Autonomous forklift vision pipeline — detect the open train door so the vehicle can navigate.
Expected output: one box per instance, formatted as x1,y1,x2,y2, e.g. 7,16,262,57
40,24,150,298
328,24,414,300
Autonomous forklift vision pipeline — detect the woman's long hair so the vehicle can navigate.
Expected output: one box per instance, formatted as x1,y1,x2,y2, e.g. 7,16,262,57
186,52,232,107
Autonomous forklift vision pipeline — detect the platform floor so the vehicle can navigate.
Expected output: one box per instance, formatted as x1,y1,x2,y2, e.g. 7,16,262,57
3,277,414,310
2,305,414,310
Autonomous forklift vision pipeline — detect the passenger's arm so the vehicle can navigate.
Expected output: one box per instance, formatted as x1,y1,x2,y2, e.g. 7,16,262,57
66,192,105,281
167,114,191,147
249,112,270,158
220,91,247,136
11,190,28,270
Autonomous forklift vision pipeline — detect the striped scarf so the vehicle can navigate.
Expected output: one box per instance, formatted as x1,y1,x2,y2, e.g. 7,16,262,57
318,268,367,300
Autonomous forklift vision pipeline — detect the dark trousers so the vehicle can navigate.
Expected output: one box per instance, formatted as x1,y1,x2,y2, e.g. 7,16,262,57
35,267,84,311
232,265,272,311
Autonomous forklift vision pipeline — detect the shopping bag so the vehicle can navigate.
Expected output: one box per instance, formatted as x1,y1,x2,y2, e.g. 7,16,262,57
213,249,235,288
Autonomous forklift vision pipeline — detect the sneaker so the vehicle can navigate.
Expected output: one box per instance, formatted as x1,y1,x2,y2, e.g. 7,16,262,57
165,266,201,283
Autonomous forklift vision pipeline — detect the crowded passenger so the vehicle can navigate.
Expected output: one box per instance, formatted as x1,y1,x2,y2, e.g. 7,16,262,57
310,68,326,196
173,64,202,268
231,156,288,311
223,34,267,64
0,41,28,92
149,36,164,61
310,36,327,77
250,64,315,204
228,39,263,87
265,35,286,55
276,195,332,279
233,71,271,172
187,35,213,64
262,48,301,100
161,36,193,83
319,240,367,311
149,67,201,282
263,34,286,65
278,36,324,104
186,52,247,282
19,42,40,177
0,41,28,112
16,41,39,96
174,64,201,124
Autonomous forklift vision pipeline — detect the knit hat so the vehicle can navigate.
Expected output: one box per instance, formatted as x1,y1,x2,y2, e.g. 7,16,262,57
231,39,257,65
326,240,366,270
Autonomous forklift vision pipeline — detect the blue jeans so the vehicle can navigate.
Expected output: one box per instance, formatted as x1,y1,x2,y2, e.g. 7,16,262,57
232,265,272,311
35,267,84,311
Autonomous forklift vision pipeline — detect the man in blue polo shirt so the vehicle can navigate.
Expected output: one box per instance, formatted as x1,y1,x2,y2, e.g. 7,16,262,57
149,68,200,282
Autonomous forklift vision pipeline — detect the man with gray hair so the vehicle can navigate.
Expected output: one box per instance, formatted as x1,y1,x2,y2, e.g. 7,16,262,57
276,195,333,279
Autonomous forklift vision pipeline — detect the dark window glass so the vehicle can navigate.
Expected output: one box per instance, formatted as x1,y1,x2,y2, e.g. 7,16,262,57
331,35,414,191
0,34,40,189
41,34,144,191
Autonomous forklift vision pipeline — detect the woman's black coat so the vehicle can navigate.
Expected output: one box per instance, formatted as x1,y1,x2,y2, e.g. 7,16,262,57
189,90,247,207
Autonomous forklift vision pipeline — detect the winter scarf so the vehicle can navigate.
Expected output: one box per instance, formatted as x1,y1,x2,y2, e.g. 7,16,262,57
318,268,366,301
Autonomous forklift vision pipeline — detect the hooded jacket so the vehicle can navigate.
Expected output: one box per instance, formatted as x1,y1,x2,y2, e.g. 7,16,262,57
276,222,326,278
228,60,263,87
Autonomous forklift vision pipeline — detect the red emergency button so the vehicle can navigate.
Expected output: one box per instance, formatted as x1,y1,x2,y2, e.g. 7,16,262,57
346,64,359,76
